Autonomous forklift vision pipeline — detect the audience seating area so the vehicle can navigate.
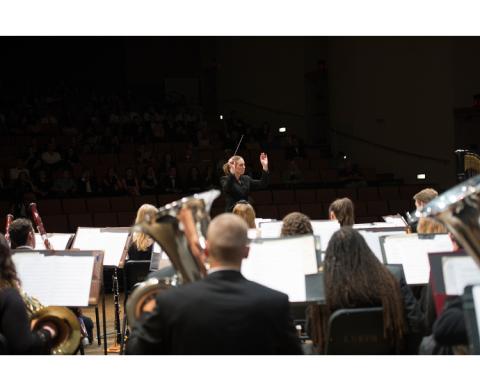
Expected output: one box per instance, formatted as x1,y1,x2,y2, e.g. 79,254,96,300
0,184,423,233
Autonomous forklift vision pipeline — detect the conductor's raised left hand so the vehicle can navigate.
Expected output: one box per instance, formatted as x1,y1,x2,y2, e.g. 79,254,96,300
259,152,269,171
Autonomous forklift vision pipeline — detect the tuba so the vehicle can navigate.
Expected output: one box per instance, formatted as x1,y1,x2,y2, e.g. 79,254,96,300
417,174,480,266
30,306,82,355
126,189,220,325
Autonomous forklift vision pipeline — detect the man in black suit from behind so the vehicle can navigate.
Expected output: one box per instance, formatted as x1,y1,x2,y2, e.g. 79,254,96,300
126,213,302,355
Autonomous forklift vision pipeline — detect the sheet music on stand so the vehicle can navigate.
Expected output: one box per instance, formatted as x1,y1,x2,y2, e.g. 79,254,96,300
241,235,318,302
258,220,283,238
72,227,130,267
12,250,102,307
311,220,340,252
34,233,73,250
382,214,408,227
380,234,454,285
443,256,480,296
358,229,406,263
149,242,171,271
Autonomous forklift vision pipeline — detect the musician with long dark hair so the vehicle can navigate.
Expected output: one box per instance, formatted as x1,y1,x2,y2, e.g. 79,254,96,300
0,234,57,354
307,227,409,353
220,153,269,212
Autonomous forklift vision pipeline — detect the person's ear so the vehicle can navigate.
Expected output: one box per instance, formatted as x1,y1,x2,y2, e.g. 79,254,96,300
329,211,336,220
242,245,250,259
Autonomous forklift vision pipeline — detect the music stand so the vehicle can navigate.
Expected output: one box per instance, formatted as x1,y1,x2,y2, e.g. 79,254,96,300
462,284,480,354
71,227,131,354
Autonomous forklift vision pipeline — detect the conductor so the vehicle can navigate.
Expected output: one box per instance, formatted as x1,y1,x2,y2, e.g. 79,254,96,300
220,153,269,212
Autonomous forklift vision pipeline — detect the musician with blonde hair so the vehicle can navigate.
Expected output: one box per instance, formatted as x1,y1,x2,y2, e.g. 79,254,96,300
232,200,256,229
128,204,159,261
220,153,269,212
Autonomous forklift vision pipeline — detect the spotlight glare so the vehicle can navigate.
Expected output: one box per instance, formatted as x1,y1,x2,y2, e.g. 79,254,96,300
417,174,426,180
279,127,287,133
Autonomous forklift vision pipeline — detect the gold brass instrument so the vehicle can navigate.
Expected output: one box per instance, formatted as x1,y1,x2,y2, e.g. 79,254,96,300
31,306,82,355
418,174,480,266
126,189,220,325
455,149,480,182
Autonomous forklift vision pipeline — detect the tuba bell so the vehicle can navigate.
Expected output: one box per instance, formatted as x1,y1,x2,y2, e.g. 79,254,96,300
418,174,480,266
31,306,82,355
126,189,220,325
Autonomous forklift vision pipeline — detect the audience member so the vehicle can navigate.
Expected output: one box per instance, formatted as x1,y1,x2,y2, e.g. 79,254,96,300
121,168,140,196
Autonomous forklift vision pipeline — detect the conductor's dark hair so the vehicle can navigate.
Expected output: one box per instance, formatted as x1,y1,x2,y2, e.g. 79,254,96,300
8,218,34,249
320,227,406,352
0,234,20,288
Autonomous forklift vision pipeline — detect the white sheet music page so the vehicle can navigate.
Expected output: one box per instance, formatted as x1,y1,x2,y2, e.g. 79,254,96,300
242,236,317,302
12,254,94,306
359,231,405,262
443,257,480,296
311,221,340,251
473,286,480,341
383,234,454,285
73,227,129,267
258,221,283,238
35,233,72,250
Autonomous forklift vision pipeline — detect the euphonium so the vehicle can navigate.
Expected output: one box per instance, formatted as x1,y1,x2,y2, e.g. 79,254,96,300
418,174,480,266
126,189,220,325
30,306,82,355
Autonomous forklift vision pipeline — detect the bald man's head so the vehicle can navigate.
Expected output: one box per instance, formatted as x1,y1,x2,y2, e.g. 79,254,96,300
206,213,249,266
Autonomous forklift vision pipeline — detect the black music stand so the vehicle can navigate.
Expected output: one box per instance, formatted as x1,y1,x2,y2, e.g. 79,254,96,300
462,285,480,354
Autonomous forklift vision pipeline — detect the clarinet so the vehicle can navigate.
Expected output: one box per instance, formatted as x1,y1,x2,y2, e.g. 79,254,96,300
29,203,53,250
5,214,14,245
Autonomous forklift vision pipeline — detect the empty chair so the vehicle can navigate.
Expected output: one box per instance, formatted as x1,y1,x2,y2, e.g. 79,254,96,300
354,201,368,217
319,169,339,183
250,190,273,205
68,213,93,232
300,203,325,220
133,195,158,209
358,187,379,201
93,212,119,228
378,186,400,200
86,197,111,213
335,188,358,201
117,211,136,227
36,199,63,215
272,189,295,205
388,200,412,215
295,189,316,204
277,204,301,219
42,214,69,233
325,307,394,354
367,201,388,217
62,198,87,214
157,194,181,207
255,205,278,219
316,188,336,203
399,185,424,200
110,196,135,212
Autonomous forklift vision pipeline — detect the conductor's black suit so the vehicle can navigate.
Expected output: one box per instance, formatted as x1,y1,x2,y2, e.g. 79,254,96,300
126,270,302,354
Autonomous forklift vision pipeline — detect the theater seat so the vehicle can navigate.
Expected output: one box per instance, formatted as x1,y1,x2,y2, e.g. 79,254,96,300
255,205,278,219
325,307,394,354
42,214,69,233
93,212,119,228
68,213,93,232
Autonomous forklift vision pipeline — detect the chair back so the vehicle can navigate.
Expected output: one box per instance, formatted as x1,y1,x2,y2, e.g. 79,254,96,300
123,260,152,297
0,333,8,354
325,307,394,354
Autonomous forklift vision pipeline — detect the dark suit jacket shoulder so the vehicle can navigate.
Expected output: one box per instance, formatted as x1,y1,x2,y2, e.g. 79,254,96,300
126,270,301,355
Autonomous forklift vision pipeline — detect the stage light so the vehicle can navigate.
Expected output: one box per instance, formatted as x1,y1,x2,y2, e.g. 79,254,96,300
417,174,426,180
219,115,223,120
279,127,287,133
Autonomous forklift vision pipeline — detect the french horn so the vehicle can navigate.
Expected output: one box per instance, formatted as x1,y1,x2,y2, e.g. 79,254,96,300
126,189,220,325
418,174,480,266
31,306,82,355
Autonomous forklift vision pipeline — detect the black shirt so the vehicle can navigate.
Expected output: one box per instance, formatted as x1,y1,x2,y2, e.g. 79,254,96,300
128,242,154,261
220,170,269,212
0,287,53,354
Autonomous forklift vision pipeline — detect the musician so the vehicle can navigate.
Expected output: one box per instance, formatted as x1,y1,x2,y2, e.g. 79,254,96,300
307,227,421,354
328,197,355,226
126,213,302,354
0,234,57,354
281,212,313,236
128,204,159,261
232,200,256,229
411,188,438,233
8,218,35,250
220,153,269,212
